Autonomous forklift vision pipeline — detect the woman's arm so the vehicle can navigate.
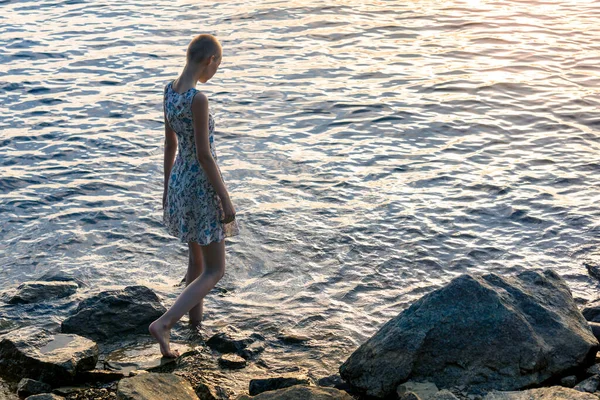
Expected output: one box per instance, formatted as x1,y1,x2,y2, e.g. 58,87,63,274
191,92,230,203
163,100,177,202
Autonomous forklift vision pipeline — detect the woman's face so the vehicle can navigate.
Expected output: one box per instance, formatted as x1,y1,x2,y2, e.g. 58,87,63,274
210,54,222,77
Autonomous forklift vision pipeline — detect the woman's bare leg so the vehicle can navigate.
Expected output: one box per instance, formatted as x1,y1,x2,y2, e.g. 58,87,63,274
149,238,225,358
187,241,204,326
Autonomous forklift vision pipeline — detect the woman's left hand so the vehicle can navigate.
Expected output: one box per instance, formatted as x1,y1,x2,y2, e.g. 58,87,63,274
162,190,167,209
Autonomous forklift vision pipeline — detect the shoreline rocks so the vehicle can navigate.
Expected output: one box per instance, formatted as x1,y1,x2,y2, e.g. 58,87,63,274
339,269,599,398
7,281,78,304
61,286,166,341
0,326,98,385
3,270,600,399
116,372,197,400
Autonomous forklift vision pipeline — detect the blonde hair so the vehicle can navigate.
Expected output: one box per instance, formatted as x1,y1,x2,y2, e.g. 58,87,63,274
186,34,222,65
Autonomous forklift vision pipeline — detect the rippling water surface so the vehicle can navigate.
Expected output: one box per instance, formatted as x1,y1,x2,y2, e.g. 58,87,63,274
1,0,600,381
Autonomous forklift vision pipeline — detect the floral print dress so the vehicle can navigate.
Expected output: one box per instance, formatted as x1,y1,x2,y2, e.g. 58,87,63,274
162,79,240,244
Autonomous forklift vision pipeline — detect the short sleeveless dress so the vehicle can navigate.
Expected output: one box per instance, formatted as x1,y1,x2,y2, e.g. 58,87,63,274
162,79,240,244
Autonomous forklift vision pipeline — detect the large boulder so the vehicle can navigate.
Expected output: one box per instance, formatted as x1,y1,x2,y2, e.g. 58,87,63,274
339,269,599,398
483,385,598,399
7,281,78,304
61,286,166,341
0,326,98,385
116,372,197,400
236,384,353,399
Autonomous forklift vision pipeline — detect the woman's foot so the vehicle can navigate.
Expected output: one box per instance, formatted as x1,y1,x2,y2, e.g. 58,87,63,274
149,319,180,358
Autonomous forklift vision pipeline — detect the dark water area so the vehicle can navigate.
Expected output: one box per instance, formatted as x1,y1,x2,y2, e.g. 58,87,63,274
1,0,600,380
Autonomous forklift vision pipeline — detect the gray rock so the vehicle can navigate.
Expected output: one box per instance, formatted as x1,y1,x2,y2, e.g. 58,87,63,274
236,384,354,399
37,270,86,288
249,376,311,396
397,381,439,400
399,393,421,400
589,322,600,342
316,374,344,388
206,325,263,357
218,353,246,369
25,395,65,400
339,269,599,398
582,300,600,323
482,385,598,399
573,374,600,393
584,256,600,281
432,389,460,400
0,326,98,385
17,378,52,397
194,379,230,400
8,281,78,304
277,330,311,344
61,286,166,341
560,374,578,388
116,372,197,400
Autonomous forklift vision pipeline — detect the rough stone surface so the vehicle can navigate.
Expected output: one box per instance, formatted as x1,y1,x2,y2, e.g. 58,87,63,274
582,300,600,323
339,269,600,398
482,385,599,399
432,389,460,400
116,372,197,400
236,384,354,399
218,353,246,369
37,270,86,288
25,394,64,400
397,381,439,400
249,376,311,396
8,281,78,304
559,374,578,388
206,325,263,357
17,378,52,397
61,286,166,341
573,374,600,393
0,326,98,384
398,393,421,400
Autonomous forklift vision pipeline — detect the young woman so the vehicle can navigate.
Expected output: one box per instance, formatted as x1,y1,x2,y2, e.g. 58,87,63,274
150,33,240,358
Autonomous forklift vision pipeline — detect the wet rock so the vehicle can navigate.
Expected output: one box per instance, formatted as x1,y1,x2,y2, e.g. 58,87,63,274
61,286,166,341
397,381,439,400
482,385,598,399
584,255,600,282
76,369,125,384
206,325,263,357
249,375,311,396
116,372,197,400
0,326,98,384
17,378,52,397
104,342,190,375
339,269,600,398
218,353,246,369
238,341,265,360
588,322,600,342
7,281,78,304
316,374,344,388
582,301,600,323
236,384,354,399
194,378,230,400
25,394,64,400
398,393,420,400
0,376,18,400
585,363,600,375
432,390,460,400
573,374,600,393
277,330,311,344
560,374,578,388
37,270,86,288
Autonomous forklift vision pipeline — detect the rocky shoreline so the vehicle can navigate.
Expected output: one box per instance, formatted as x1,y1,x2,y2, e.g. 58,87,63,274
2,268,600,399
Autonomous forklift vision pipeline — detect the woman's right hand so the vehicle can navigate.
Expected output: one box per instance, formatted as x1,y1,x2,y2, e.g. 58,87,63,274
220,196,236,224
